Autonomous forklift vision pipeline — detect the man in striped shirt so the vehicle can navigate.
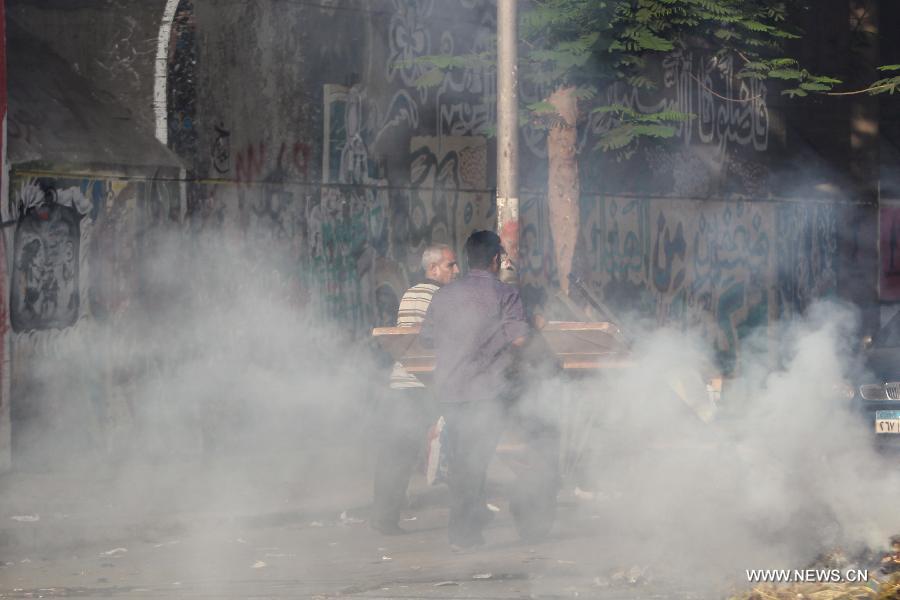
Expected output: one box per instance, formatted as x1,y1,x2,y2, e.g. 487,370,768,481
372,244,459,535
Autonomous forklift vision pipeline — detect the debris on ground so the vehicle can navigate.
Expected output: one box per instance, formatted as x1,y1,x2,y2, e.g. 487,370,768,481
487,503,500,512
309,521,324,527
433,581,458,587
728,582,878,600
876,573,900,599
381,555,392,561
99,548,127,557
609,565,649,586
473,573,492,579
573,487,595,501
881,537,900,574
339,510,364,525
10,515,40,522
251,561,266,569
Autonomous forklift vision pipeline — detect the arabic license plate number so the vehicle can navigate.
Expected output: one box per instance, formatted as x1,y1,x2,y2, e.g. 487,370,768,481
876,410,900,433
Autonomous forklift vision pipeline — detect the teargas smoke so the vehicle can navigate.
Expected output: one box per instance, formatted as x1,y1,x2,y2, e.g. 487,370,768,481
9,228,900,596
15,230,383,536
562,300,900,587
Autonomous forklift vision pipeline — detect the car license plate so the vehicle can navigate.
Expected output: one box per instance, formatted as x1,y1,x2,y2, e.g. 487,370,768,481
876,410,900,433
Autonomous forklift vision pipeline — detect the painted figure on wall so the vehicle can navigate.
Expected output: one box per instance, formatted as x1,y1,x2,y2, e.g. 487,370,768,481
11,202,81,331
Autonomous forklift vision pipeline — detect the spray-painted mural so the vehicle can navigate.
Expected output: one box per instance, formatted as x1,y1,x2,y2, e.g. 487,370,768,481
156,0,843,361
5,174,181,464
10,181,91,332
519,194,838,374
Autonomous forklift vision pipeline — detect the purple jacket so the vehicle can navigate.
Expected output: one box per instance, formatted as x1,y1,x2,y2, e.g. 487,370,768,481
420,269,530,403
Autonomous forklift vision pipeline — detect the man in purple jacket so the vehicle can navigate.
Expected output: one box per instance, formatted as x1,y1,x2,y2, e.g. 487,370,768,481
420,230,530,549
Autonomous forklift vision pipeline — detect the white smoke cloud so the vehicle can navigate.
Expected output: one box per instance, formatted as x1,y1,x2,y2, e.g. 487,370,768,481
567,300,900,590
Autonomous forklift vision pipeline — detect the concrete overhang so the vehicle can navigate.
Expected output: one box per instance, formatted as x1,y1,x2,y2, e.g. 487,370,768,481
6,20,184,174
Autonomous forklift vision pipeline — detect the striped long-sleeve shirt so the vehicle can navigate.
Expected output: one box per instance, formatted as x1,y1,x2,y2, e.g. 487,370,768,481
389,282,439,389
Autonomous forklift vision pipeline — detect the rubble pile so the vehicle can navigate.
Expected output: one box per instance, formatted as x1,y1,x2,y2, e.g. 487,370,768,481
731,539,900,600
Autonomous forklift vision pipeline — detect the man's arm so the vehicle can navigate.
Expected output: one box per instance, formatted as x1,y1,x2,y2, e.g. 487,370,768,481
501,287,530,347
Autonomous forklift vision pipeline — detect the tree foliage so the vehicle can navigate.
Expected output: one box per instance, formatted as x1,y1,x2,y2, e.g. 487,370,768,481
515,0,838,148
410,0,861,153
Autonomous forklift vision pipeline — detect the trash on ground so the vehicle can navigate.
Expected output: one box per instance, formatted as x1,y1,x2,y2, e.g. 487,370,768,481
728,582,880,600
236,538,249,544
99,548,128,557
882,538,900,574
251,561,266,569
574,487,595,500
382,555,392,561
10,515,40,522
309,521,324,527
434,581,458,587
403,516,417,521
339,510,364,525
472,573,492,579
487,503,500,512
610,565,648,585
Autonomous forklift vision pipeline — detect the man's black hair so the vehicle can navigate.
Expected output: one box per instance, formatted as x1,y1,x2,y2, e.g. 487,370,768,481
465,230,503,270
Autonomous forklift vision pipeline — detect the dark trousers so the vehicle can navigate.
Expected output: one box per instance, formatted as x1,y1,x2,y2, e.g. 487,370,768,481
442,400,505,547
372,388,432,526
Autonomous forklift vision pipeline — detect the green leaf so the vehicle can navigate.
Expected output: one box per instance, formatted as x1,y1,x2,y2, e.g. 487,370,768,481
591,103,639,117
527,101,558,114
767,69,803,80
770,58,799,67
799,82,832,92
413,69,444,89
809,75,842,85
632,123,677,138
634,30,674,51
878,65,900,72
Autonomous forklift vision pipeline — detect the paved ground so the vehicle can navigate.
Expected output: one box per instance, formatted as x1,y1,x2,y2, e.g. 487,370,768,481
0,495,709,599
0,456,730,599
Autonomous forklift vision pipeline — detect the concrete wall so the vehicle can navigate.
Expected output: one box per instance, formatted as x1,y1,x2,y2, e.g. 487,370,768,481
159,0,863,357
0,0,884,463
1,0,9,471
3,171,181,466
7,0,164,140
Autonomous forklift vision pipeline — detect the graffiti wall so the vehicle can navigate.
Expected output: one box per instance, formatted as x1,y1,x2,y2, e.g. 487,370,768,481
519,194,839,374
4,174,180,465
156,0,850,361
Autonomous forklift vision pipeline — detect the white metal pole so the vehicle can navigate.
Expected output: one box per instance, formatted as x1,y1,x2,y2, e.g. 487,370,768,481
496,0,519,272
